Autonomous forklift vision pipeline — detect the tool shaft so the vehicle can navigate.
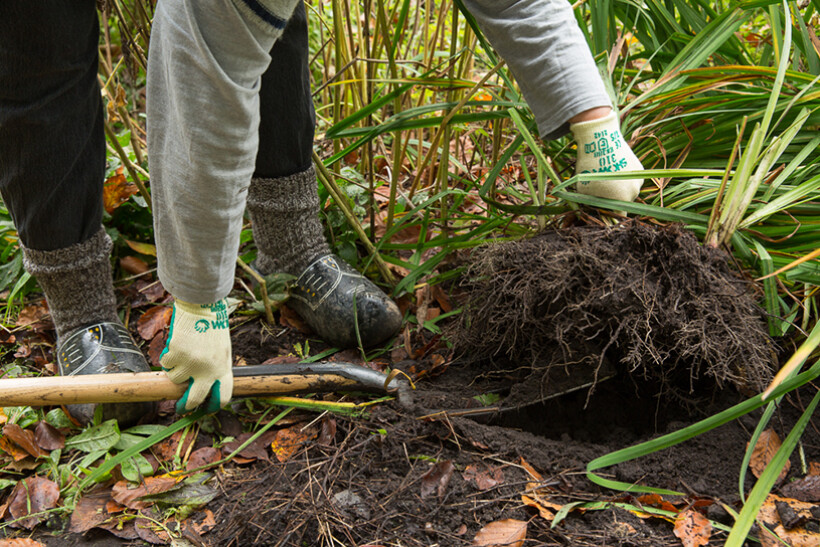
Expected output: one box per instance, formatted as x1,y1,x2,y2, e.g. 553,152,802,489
0,363,399,406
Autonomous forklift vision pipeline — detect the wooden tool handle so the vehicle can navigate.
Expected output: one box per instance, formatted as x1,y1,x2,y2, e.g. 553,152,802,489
0,363,399,406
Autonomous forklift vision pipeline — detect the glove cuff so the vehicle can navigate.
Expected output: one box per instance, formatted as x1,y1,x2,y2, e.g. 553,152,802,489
569,110,620,142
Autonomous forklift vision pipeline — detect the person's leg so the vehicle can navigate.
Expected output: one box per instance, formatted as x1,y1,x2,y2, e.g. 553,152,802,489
148,0,301,306
0,1,151,425
246,3,401,348
249,2,329,276
462,0,643,202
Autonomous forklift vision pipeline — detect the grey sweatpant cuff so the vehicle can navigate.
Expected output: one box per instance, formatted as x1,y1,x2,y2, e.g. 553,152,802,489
22,227,119,339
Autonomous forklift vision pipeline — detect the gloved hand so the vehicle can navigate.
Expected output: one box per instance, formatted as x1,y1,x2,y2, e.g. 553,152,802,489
160,298,233,414
570,110,644,203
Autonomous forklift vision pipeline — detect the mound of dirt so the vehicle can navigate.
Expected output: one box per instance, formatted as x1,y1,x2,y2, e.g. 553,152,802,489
451,222,775,406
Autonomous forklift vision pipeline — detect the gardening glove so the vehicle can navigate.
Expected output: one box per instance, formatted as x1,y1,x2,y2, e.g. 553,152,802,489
160,298,233,414
570,110,644,203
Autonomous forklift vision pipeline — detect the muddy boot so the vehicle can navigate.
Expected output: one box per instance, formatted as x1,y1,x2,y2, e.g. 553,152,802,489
22,229,154,426
247,167,402,348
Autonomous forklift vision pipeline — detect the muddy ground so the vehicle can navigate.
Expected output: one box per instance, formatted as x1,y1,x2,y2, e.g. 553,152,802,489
12,224,820,546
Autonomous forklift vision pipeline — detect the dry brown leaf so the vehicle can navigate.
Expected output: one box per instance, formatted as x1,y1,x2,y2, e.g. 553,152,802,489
270,425,316,463
70,488,112,533
147,331,167,368
521,494,555,521
420,460,455,499
780,474,820,502
3,424,47,459
463,464,504,491
134,510,172,544
0,540,46,547
750,429,790,482
472,519,527,547
430,284,453,313
7,476,59,529
112,477,178,510
808,461,820,476
673,509,711,547
97,517,140,540
758,494,820,546
0,436,29,461
223,432,269,463
152,430,194,463
103,171,138,214
137,306,172,341
187,446,221,471
15,303,49,328
318,416,337,446
34,422,64,451
192,508,217,535
637,493,679,513
519,457,543,481
120,256,149,276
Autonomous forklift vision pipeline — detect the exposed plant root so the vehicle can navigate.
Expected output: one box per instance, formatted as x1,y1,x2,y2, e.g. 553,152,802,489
451,222,776,404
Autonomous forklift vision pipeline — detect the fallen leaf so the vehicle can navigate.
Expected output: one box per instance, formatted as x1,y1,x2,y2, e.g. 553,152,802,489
152,430,194,462
7,476,60,529
97,518,139,540
279,304,312,334
472,519,527,547
673,508,711,547
430,284,453,313
187,447,221,471
758,494,820,546
0,540,46,546
15,303,49,328
192,508,217,535
519,457,543,481
808,461,820,476
103,171,138,214
270,425,316,463
120,256,149,276
134,510,172,544
750,429,790,482
34,422,64,451
223,432,269,463
781,474,820,502
0,436,29,461
637,493,679,513
463,464,505,491
112,476,178,510
147,331,167,367
521,493,556,521
318,416,337,446
137,306,172,341
124,240,157,257
3,424,47,459
420,460,455,499
70,488,112,533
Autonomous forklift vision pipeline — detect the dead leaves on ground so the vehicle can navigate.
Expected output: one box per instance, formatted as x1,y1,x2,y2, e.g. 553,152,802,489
472,519,527,546
750,428,790,483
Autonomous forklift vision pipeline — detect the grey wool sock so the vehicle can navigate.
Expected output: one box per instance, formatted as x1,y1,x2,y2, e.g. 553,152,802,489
22,228,119,340
247,165,331,275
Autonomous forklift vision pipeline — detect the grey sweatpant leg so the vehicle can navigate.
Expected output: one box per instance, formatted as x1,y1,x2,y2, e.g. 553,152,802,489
462,0,611,139
147,0,299,304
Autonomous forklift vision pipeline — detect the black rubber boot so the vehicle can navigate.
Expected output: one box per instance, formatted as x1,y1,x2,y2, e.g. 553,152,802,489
57,322,155,425
22,229,154,426
286,255,402,348
247,168,402,348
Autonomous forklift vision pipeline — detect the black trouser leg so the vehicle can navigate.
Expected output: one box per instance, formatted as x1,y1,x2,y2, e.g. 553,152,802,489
254,1,315,179
0,1,105,251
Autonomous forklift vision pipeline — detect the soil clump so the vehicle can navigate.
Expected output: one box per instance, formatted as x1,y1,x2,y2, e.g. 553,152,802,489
450,222,776,408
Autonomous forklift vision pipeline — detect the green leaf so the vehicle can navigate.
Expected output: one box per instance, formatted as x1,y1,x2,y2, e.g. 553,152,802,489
65,420,121,453
45,409,75,430
139,483,218,507
120,453,155,483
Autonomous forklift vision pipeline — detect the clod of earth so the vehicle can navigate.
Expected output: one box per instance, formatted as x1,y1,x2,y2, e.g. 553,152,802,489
451,222,775,408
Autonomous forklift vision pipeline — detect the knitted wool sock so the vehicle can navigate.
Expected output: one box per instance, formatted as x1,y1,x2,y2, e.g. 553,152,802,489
247,165,331,275
22,228,119,340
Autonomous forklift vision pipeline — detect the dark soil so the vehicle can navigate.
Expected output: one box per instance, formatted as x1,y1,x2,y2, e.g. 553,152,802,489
15,223,820,546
